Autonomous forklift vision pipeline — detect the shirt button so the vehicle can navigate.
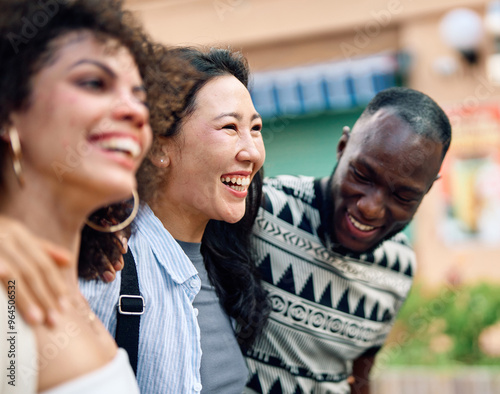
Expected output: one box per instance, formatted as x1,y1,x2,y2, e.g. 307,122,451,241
193,308,199,317
190,279,198,288
194,382,202,391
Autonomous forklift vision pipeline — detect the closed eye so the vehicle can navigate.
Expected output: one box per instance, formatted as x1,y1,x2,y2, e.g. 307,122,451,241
352,167,371,184
394,193,418,204
78,78,106,91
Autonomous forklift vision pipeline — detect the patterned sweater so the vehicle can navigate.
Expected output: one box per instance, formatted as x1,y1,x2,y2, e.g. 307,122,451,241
245,175,415,394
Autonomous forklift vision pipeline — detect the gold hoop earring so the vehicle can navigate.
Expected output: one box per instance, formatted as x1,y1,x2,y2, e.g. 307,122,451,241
8,127,24,187
85,189,140,233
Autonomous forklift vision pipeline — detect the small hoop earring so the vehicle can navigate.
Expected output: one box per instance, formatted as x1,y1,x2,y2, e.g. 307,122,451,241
85,189,140,233
8,127,24,187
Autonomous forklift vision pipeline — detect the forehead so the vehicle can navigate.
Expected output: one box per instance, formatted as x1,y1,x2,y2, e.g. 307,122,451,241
346,109,443,184
350,109,439,161
193,75,255,114
40,31,138,76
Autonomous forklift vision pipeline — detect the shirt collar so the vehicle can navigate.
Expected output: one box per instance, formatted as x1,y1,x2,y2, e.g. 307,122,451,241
132,203,198,285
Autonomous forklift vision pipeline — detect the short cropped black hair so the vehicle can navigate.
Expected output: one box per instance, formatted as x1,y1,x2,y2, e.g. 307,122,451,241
361,87,452,159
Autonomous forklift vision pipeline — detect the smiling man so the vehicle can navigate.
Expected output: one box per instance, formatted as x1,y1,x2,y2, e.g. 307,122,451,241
244,87,452,394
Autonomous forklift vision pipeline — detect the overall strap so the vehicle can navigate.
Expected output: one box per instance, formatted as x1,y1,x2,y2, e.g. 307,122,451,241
115,249,145,375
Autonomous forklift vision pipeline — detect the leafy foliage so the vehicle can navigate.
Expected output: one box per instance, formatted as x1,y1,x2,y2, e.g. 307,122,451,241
376,283,500,367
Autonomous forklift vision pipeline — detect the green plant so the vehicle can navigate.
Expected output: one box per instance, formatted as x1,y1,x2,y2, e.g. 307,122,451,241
376,282,500,367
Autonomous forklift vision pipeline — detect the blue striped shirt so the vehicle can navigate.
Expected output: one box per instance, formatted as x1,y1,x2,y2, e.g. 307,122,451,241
79,204,203,393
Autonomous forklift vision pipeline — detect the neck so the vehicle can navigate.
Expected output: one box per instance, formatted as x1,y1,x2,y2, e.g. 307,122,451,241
1,172,97,289
148,197,208,243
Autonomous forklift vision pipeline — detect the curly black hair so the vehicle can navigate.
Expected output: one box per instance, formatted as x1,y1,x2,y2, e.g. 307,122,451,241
0,0,153,277
80,43,198,278
0,0,150,130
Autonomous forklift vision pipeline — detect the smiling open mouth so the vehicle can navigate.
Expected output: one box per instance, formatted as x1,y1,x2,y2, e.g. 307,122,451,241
91,137,141,159
220,176,250,192
348,213,376,232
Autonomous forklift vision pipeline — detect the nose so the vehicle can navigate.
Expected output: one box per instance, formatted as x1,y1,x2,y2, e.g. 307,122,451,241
236,131,264,165
357,189,386,221
111,91,148,129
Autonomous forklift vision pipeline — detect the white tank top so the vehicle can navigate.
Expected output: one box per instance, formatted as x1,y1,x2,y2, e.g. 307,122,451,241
41,349,139,394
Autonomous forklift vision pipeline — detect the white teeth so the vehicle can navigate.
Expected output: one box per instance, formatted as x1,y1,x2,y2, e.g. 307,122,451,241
348,214,375,232
220,176,251,191
93,137,141,158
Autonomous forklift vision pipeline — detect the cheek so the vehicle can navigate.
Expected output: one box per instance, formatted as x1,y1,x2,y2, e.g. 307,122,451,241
142,126,153,158
257,138,266,164
337,173,357,198
391,205,417,222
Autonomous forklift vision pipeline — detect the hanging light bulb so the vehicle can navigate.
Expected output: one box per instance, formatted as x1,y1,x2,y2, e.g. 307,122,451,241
439,8,484,64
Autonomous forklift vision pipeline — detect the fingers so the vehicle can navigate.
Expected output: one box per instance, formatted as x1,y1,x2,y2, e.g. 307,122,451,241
100,233,127,282
343,126,351,133
40,239,71,267
100,254,125,283
0,265,43,325
116,233,128,255
99,252,117,283
9,238,67,327
101,266,116,283
113,255,125,272
0,218,70,327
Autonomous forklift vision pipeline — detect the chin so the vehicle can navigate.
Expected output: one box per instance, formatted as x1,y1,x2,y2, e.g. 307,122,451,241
222,215,244,224
95,176,137,206
344,233,399,255
218,209,245,224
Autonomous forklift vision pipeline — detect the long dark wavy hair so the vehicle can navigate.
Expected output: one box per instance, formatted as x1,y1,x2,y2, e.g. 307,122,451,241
137,47,270,346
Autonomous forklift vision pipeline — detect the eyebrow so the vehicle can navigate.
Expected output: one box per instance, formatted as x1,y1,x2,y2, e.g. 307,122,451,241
213,112,262,121
68,59,146,96
396,185,424,196
68,59,116,77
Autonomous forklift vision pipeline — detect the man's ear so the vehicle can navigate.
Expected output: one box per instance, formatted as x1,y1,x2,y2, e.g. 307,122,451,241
425,173,442,195
337,126,350,160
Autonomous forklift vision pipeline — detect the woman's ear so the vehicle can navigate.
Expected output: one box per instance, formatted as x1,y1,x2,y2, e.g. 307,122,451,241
150,154,170,168
149,138,171,168
0,123,13,142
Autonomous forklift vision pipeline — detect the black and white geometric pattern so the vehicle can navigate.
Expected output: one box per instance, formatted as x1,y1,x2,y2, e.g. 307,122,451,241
244,176,415,394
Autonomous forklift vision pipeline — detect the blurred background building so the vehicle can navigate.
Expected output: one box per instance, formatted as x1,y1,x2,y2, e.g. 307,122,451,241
125,1,500,388
126,0,500,289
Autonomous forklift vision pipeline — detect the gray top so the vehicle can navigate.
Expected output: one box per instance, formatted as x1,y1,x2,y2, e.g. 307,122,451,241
177,240,248,394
